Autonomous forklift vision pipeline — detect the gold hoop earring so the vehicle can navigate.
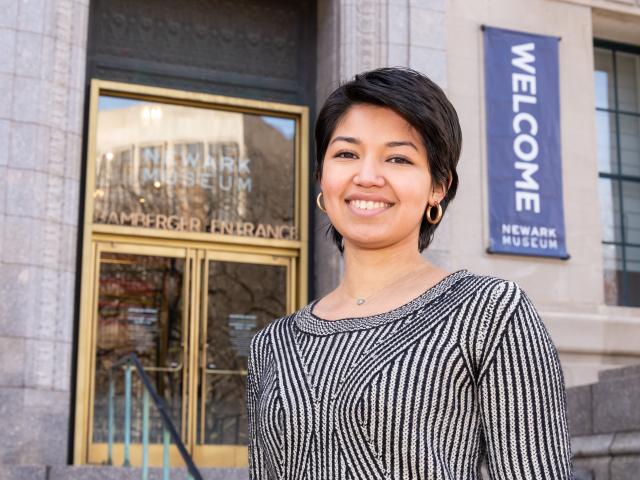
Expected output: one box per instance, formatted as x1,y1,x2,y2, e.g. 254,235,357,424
316,192,327,213
426,202,443,224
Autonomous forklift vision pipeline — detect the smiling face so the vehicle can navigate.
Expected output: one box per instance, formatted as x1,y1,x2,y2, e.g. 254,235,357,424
320,104,441,251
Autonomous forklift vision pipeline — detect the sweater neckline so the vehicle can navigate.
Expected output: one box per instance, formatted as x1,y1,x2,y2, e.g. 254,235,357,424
295,269,472,335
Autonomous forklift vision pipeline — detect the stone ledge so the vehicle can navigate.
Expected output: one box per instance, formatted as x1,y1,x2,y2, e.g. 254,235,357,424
598,363,640,382
0,466,249,480
573,431,640,457
567,384,593,436
0,465,46,480
572,433,615,457
567,365,640,434
551,0,640,17
52,466,249,480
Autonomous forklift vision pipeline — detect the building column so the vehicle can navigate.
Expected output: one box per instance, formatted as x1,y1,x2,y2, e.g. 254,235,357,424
0,0,89,465
314,0,450,297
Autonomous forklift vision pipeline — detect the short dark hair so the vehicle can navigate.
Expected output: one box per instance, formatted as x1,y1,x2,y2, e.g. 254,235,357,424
314,67,463,253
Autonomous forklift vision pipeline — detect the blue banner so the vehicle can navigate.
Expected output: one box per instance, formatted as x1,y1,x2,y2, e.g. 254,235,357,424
483,26,569,259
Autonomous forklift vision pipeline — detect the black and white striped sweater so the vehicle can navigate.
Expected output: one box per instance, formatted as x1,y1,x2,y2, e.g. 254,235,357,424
246,269,574,479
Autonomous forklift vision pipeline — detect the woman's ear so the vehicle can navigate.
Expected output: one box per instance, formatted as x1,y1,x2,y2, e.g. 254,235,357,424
432,175,450,203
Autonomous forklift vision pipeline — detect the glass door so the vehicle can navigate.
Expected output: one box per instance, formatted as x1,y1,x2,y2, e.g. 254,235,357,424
75,80,309,466
88,242,193,466
86,242,294,467
192,251,292,467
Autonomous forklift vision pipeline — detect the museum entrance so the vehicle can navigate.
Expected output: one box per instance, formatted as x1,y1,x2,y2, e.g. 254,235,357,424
86,241,293,467
74,80,309,467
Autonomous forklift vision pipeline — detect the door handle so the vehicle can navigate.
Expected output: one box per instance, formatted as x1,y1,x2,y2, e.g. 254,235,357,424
144,362,183,373
204,365,247,376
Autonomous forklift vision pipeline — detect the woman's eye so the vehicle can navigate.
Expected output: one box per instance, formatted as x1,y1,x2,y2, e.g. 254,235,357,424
335,151,357,159
387,156,411,164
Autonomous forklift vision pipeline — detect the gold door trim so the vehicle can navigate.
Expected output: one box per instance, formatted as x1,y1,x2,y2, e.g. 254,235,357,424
74,80,309,466
85,242,191,465
85,79,309,252
192,250,293,467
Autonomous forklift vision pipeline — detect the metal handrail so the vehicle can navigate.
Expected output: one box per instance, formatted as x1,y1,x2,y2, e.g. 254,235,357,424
108,353,203,480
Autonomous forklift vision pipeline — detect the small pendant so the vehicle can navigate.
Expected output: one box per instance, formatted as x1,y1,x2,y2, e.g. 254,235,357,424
356,298,365,305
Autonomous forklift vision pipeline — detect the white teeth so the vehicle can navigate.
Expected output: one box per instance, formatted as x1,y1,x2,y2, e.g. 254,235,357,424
349,199,392,210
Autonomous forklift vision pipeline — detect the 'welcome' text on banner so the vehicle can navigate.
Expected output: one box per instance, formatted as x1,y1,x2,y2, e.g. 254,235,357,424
483,26,569,259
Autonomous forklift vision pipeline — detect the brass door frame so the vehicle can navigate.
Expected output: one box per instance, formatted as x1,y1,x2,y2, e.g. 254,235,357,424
81,239,295,467
74,80,309,465
191,250,293,467
85,241,193,466
83,79,309,262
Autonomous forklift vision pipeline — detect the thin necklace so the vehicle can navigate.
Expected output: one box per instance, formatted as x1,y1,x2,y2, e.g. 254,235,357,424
343,264,431,306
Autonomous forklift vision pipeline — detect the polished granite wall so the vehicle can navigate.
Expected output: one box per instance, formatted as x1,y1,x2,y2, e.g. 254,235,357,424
0,0,88,465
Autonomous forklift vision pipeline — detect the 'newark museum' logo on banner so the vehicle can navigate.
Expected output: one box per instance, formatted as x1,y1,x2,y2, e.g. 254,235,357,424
483,26,569,259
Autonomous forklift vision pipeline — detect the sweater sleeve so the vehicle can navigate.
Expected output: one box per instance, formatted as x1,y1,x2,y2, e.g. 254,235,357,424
477,286,574,479
247,332,268,479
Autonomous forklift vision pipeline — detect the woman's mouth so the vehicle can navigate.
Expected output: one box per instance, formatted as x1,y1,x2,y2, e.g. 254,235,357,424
345,199,394,216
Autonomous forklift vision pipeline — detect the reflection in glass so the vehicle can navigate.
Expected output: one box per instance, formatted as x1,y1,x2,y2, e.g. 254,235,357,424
198,261,287,446
619,114,640,178
92,253,185,444
594,48,614,110
622,181,640,245
625,247,640,307
598,178,622,243
604,245,640,307
616,52,640,114
94,96,297,239
603,243,623,306
595,111,618,174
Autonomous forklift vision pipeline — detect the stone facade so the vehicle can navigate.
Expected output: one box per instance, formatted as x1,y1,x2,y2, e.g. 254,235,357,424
445,0,640,388
0,0,88,465
0,0,639,472
567,364,640,479
315,0,640,389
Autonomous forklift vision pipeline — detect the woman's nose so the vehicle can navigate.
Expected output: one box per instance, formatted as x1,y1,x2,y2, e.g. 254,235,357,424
353,158,385,187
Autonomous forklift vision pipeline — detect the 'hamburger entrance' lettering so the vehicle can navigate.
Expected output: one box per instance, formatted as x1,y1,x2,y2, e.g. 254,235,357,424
97,211,297,240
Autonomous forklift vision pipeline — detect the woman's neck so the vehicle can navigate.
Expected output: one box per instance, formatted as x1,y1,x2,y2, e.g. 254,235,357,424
340,238,429,299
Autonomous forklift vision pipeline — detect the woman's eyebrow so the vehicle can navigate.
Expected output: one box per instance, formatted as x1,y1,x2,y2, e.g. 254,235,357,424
330,136,360,145
330,137,418,151
386,140,418,151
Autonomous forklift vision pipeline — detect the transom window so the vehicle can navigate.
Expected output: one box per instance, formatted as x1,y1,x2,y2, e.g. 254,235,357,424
593,40,640,307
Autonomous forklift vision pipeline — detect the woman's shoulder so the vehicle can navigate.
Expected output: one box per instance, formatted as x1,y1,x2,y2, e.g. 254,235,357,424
452,271,541,378
457,268,520,288
452,269,526,309
249,312,300,355
453,270,535,340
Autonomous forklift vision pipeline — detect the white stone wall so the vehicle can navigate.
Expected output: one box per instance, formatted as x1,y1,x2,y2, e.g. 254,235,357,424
0,0,88,464
446,0,640,386
316,0,640,387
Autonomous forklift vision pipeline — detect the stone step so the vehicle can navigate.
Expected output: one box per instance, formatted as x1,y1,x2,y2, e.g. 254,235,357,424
0,463,597,480
0,466,249,480
598,363,640,382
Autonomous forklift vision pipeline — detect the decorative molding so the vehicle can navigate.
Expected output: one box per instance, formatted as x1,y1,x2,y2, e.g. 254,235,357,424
339,0,389,79
552,0,640,16
89,0,311,83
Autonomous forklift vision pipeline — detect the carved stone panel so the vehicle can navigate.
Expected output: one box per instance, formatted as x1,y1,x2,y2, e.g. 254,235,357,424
87,0,316,103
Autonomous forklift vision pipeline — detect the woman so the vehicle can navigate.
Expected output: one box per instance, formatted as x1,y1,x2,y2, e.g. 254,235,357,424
246,67,574,479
